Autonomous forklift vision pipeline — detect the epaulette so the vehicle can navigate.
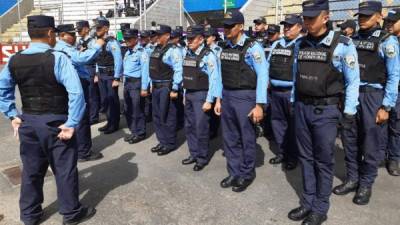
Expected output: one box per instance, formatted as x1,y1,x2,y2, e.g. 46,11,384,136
138,47,144,52
339,35,351,45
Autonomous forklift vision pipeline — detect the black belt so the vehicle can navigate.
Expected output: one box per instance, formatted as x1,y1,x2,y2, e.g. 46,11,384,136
270,86,292,92
125,77,141,83
359,85,381,93
152,81,171,89
298,95,340,106
98,67,114,75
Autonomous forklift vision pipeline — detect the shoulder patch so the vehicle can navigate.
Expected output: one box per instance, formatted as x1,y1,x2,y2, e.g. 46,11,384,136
372,30,381,38
215,46,221,51
339,35,351,45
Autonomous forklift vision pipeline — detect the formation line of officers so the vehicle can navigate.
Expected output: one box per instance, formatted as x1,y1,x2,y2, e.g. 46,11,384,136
1,0,400,225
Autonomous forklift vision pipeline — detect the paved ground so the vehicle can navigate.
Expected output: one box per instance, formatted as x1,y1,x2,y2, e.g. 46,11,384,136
0,64,399,225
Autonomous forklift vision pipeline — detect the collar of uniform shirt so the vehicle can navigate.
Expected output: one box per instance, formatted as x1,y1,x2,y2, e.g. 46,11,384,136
57,39,72,47
227,33,248,48
306,30,335,47
283,35,302,47
129,43,141,54
29,42,52,50
210,42,218,50
189,43,204,56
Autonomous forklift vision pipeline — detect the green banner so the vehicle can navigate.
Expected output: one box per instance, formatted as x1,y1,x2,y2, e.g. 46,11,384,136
222,0,236,9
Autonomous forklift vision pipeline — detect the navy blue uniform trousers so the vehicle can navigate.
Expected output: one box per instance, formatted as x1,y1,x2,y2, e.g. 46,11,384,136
152,84,177,149
87,66,100,123
184,91,211,165
295,101,340,215
124,78,146,137
18,114,83,224
221,89,257,179
388,96,400,162
341,89,385,187
76,79,92,159
270,88,296,162
98,74,120,129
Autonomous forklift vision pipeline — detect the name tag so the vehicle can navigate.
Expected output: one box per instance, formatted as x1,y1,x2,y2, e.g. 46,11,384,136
272,48,292,57
354,40,376,51
184,75,194,81
221,52,240,61
299,74,318,81
151,52,161,58
298,50,328,62
183,59,197,67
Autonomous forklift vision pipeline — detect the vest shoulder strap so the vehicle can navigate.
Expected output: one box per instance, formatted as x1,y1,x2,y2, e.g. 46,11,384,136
328,32,342,58
242,38,256,54
339,35,351,46
199,47,212,59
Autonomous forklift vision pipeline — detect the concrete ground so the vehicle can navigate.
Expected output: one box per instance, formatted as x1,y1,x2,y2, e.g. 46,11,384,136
0,65,399,225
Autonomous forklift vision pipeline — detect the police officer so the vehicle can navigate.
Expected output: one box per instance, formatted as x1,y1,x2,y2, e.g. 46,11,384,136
76,20,102,125
149,24,183,155
288,1,360,224
267,24,281,44
55,24,105,162
95,19,123,134
267,14,303,170
333,1,399,205
122,29,150,144
140,30,151,50
253,16,268,45
337,19,357,37
120,23,131,57
0,15,96,225
333,1,400,204
204,27,223,138
383,8,400,176
149,30,159,47
181,25,222,171
214,11,268,192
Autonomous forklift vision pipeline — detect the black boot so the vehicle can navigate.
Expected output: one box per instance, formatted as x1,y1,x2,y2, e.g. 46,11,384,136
302,212,327,225
353,186,372,205
332,180,358,195
288,206,311,221
387,160,400,176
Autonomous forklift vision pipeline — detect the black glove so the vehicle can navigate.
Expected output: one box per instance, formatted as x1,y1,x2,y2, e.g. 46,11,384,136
340,113,356,130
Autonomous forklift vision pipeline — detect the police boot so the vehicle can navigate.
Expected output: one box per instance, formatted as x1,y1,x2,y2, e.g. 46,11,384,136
63,206,96,225
302,213,327,225
98,124,109,132
387,160,400,176
353,186,372,205
332,180,358,195
220,176,237,188
288,206,311,221
151,144,162,153
269,155,284,165
232,177,254,192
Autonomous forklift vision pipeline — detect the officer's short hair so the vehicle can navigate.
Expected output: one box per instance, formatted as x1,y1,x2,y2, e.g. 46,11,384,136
28,27,52,39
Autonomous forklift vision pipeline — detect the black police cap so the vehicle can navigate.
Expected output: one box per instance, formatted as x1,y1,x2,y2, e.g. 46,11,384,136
385,8,400,22
355,1,382,16
267,24,281,34
204,27,219,37
96,19,110,28
253,17,267,24
170,29,183,38
186,25,204,38
302,0,329,17
149,30,157,37
338,19,357,30
280,14,303,25
156,24,172,35
27,15,58,31
140,30,151,38
223,10,245,26
123,29,139,39
56,24,77,33
76,20,90,29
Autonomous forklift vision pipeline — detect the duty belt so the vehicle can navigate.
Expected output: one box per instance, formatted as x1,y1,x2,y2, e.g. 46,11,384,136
98,67,114,75
152,81,171,89
359,85,381,93
298,95,340,106
125,77,141,83
270,85,292,92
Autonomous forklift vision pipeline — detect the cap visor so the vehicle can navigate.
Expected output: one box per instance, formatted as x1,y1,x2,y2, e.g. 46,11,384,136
253,19,263,24
354,10,376,16
384,15,398,21
223,20,237,26
280,20,296,25
302,10,322,17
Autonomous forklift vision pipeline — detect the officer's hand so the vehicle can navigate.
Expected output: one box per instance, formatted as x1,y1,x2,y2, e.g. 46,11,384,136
11,117,22,139
214,98,222,116
140,90,148,97
94,75,99,83
248,104,264,124
340,113,356,130
57,125,75,141
376,108,389,124
170,91,178,99
202,102,212,112
112,80,120,88
96,38,106,47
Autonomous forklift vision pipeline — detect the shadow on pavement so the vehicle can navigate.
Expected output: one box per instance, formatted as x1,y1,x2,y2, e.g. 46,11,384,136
41,152,138,222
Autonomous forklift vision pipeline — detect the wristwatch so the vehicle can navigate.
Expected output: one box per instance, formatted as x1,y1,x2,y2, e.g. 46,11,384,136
113,78,120,82
9,116,15,121
381,105,392,112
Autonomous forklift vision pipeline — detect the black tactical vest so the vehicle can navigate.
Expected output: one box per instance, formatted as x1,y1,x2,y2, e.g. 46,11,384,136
264,42,273,58
78,37,93,51
353,30,389,85
296,32,344,98
269,42,295,82
96,37,115,67
182,48,210,91
220,39,257,90
8,50,68,115
149,44,174,80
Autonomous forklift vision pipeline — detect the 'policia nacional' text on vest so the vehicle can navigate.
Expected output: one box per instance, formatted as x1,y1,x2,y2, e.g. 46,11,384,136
269,42,295,82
